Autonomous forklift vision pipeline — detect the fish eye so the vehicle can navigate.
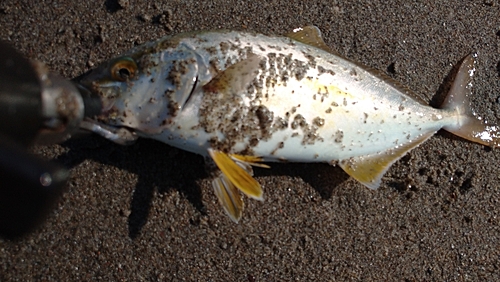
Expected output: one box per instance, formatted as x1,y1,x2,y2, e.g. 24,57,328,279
110,57,137,81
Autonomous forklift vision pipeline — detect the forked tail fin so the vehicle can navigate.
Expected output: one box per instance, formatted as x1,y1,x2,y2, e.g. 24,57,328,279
339,54,499,190
441,54,500,147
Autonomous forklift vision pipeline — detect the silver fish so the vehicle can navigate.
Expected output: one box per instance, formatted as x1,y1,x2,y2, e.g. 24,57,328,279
79,26,500,222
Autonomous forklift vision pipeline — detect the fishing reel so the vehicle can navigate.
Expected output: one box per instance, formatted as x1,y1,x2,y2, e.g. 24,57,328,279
0,41,101,239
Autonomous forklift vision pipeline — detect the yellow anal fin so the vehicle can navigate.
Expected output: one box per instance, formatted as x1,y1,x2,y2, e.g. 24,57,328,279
286,25,337,55
208,148,264,200
202,53,262,96
212,174,244,223
339,132,435,189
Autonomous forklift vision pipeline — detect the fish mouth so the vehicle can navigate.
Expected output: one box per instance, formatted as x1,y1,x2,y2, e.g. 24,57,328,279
73,66,118,117
73,81,103,118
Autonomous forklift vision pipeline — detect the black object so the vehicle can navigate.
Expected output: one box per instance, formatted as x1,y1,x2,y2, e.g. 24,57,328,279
0,41,101,239
0,137,68,239
0,40,42,147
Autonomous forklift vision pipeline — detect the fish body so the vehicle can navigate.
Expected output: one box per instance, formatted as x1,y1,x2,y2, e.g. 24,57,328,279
79,26,499,222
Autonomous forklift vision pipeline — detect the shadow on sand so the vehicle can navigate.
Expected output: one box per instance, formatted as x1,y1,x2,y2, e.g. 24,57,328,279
56,136,349,239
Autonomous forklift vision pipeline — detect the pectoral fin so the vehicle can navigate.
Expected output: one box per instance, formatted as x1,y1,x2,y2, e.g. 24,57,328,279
339,132,434,189
208,148,264,200
202,53,262,96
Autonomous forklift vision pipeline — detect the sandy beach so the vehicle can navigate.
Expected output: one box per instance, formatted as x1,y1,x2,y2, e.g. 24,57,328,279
1,0,499,280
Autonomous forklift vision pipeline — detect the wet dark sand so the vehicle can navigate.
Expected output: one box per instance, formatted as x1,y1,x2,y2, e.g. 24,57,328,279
1,0,500,280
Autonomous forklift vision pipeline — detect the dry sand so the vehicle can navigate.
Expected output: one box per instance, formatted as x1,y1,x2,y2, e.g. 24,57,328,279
1,0,499,280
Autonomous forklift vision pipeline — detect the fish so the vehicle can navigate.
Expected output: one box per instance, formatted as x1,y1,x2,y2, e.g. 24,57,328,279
78,26,500,222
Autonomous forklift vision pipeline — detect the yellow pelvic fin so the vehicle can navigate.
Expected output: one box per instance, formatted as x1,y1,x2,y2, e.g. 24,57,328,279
212,173,244,223
202,53,262,96
339,132,434,189
229,154,271,168
208,149,264,200
286,25,336,54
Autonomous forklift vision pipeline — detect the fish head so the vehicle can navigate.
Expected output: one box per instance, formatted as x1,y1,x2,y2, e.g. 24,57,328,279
78,56,140,113
78,43,205,138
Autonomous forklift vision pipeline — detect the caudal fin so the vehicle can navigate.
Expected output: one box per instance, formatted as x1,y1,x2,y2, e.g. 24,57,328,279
441,54,500,147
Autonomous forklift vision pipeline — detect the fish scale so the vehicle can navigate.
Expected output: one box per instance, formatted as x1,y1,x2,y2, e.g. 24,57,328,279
78,26,499,222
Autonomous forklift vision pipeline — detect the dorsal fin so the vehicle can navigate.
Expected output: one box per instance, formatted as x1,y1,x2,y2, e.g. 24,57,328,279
358,63,429,106
286,25,338,54
287,27,428,105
